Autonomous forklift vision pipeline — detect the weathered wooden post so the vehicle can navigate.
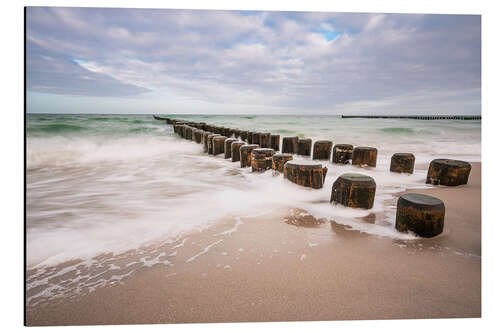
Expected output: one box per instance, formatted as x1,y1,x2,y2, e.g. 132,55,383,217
282,136,299,154
240,131,248,142
252,132,261,146
247,131,255,144
207,134,221,155
240,144,259,168
390,153,415,174
212,136,227,156
426,159,471,186
330,173,376,209
298,138,312,157
259,133,271,148
188,126,195,138
270,134,280,151
193,129,204,144
233,129,241,139
352,147,378,167
173,124,181,135
202,132,214,152
251,148,275,172
272,153,293,173
224,138,238,159
231,141,246,162
332,144,354,164
178,124,185,137
214,126,223,135
283,160,326,189
181,125,189,139
312,140,333,160
395,193,445,237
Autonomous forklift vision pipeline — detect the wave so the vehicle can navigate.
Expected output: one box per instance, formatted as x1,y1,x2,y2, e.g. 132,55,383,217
380,127,414,134
29,123,88,134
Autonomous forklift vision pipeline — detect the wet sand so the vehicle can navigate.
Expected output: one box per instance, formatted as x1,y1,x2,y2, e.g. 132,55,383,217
26,163,481,326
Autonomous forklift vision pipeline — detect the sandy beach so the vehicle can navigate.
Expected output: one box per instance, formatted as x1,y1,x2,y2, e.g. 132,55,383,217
26,162,481,326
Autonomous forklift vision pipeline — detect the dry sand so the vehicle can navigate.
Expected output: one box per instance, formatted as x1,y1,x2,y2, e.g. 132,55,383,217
26,163,481,326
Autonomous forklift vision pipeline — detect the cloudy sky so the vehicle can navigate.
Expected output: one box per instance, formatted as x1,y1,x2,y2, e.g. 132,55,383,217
26,7,481,115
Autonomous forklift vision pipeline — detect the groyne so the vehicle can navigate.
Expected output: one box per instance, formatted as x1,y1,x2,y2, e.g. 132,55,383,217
341,115,481,120
153,115,473,237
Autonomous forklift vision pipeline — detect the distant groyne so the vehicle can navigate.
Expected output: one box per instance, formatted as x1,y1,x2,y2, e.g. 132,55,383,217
341,115,481,120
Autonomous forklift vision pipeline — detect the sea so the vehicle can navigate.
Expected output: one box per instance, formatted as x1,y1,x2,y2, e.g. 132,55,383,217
26,114,481,306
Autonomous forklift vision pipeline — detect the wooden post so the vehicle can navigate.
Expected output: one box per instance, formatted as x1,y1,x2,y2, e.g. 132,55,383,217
231,141,246,162
240,131,249,142
390,153,415,174
259,133,271,148
247,131,255,144
272,153,293,173
298,138,312,156
224,138,238,159
212,136,227,155
193,129,204,144
282,136,299,154
240,144,259,168
426,159,471,186
352,147,378,167
330,173,376,209
312,140,333,160
332,144,353,164
395,193,445,237
207,134,221,155
270,134,280,151
283,160,326,189
202,132,214,152
251,148,275,172
252,132,261,146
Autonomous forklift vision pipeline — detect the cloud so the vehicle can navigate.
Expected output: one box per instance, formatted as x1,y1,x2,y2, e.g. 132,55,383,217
26,7,481,114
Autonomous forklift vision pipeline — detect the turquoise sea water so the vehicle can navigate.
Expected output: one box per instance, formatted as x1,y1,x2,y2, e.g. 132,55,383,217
26,114,480,305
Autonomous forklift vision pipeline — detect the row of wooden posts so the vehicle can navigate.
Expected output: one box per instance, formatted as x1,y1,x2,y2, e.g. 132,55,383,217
153,115,472,238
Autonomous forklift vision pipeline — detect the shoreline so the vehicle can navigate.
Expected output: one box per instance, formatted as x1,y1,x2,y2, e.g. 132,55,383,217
26,162,481,326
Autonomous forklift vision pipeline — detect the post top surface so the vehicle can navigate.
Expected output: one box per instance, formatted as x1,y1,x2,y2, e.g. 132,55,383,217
400,193,444,206
339,173,375,182
285,160,323,167
431,159,471,168
354,147,377,151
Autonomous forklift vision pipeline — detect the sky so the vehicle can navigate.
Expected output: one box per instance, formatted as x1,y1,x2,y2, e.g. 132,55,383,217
26,7,481,115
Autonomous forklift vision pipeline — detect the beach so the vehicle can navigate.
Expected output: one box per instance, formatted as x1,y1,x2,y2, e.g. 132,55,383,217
25,115,481,325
